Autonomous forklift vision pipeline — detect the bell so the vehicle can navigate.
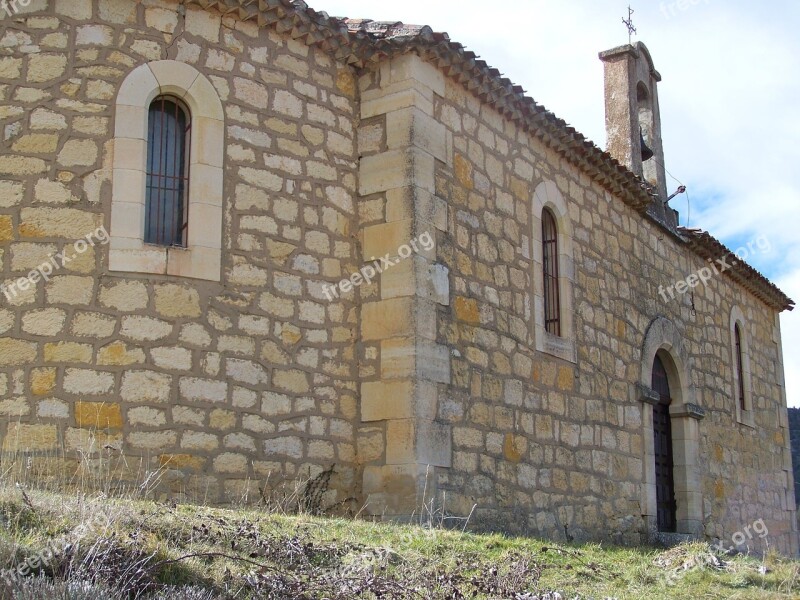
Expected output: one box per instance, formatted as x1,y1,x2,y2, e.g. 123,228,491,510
640,129,654,161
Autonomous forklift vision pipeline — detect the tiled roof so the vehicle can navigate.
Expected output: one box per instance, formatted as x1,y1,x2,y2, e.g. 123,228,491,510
679,228,794,312
185,1,792,312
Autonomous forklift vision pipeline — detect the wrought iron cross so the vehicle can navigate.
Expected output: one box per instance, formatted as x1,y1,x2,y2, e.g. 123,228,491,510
622,5,636,44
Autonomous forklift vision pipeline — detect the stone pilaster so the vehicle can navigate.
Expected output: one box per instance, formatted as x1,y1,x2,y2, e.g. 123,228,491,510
357,53,452,519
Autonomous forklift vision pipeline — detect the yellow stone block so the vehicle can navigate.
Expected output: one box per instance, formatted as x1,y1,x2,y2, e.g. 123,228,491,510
454,154,473,190
361,297,414,340
18,207,102,239
75,401,123,430
209,408,236,430
159,453,206,471
0,215,13,241
31,367,57,396
44,341,93,363
557,366,574,391
336,68,355,97
714,478,725,499
97,341,145,366
503,433,524,463
3,423,58,451
453,296,480,325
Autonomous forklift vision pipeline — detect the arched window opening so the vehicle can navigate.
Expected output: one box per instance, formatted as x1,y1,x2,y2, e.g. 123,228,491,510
542,208,561,336
734,323,746,412
652,352,677,533
146,96,190,247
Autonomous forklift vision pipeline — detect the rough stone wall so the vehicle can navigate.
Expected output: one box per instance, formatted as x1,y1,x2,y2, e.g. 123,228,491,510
427,73,797,553
0,0,361,506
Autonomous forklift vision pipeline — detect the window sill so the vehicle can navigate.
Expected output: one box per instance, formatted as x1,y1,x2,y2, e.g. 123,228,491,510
736,411,756,429
109,238,220,281
537,330,577,363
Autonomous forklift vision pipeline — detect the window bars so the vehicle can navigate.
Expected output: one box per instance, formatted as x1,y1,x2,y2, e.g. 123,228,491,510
145,96,191,247
542,208,561,337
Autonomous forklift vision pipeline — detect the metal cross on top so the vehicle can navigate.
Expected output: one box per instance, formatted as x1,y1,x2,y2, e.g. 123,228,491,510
622,5,637,44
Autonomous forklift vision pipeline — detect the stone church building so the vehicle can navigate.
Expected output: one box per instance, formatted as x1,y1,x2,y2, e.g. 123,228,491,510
0,0,796,554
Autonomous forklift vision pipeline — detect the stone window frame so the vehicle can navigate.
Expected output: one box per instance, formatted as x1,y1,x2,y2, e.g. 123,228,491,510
639,316,704,539
730,305,755,427
110,60,224,281
531,181,576,363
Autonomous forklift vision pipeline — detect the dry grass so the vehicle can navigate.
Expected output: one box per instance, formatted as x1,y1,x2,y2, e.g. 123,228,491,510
0,446,797,598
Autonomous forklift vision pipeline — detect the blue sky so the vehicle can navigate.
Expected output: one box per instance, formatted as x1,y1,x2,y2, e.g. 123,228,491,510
318,0,800,406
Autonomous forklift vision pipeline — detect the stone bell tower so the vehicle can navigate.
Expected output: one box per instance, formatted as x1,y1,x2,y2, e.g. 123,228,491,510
600,42,672,221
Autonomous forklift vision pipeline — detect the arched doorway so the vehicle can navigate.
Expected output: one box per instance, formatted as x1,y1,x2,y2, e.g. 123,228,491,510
652,354,676,532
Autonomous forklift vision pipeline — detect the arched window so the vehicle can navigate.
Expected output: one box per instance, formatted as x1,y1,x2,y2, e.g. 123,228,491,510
729,306,753,425
110,60,224,281
734,323,745,412
542,207,560,336
145,96,191,247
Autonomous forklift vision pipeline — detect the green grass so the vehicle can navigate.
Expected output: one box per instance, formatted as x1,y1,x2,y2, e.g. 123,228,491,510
0,484,797,599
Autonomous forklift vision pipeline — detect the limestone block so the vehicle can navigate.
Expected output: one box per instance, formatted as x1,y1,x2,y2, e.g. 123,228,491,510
0,398,30,417
361,297,414,341
63,368,114,395
224,432,256,451
128,431,177,451
4,423,58,451
272,369,309,394
46,276,94,305
22,307,66,336
361,380,414,422
213,453,247,474
121,370,172,403
120,316,172,341
55,0,92,19
9,242,57,271
43,341,92,363
180,323,212,347
181,431,219,451
19,207,101,238
386,107,447,162
0,181,23,207
362,219,413,260
154,284,201,318
264,436,303,459
185,6,221,42
28,54,67,83
37,398,69,418
12,134,59,154
127,406,167,427
179,377,227,403
71,312,116,338
0,156,47,175
359,150,409,196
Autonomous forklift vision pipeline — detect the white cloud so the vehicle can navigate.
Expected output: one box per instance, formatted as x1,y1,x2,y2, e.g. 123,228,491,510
319,0,800,405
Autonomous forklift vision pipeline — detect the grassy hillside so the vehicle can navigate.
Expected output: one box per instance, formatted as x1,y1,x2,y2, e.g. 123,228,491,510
0,487,797,599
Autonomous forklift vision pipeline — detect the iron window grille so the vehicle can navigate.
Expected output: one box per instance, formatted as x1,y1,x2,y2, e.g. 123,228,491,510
542,208,561,336
145,96,191,247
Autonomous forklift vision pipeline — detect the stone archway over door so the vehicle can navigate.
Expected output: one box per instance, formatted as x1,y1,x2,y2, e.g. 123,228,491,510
639,317,705,539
